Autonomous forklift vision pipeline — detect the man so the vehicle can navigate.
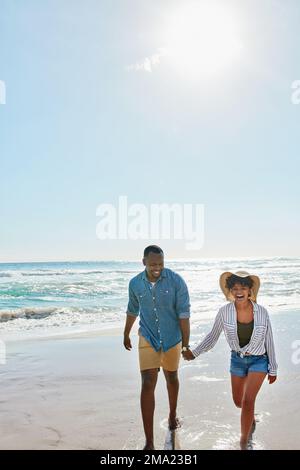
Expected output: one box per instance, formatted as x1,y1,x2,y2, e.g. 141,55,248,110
123,245,191,450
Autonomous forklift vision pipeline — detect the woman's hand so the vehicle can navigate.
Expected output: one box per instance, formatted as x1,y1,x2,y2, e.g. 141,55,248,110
268,375,277,384
182,349,195,361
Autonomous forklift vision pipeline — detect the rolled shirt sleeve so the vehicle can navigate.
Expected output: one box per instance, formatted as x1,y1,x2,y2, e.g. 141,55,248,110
175,275,191,319
126,281,139,316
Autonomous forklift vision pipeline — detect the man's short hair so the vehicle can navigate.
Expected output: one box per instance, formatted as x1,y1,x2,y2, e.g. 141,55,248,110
143,245,164,257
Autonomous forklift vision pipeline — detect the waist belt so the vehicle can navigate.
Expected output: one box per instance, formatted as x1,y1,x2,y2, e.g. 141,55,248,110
232,350,266,359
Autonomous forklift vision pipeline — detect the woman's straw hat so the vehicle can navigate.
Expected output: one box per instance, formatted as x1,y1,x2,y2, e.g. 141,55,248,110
219,270,260,302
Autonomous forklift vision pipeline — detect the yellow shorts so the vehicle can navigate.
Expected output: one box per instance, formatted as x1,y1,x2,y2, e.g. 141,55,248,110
138,335,182,372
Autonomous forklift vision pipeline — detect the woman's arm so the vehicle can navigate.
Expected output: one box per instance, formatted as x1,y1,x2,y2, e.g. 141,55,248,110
191,310,223,358
265,313,278,381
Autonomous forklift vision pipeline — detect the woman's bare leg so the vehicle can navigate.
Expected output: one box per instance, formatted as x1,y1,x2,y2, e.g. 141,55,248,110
240,372,266,449
231,374,246,408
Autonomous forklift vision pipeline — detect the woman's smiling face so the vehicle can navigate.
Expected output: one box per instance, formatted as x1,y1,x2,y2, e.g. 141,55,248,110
230,283,251,303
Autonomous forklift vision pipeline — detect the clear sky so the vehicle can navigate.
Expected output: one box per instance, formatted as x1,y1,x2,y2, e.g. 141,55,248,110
0,0,300,262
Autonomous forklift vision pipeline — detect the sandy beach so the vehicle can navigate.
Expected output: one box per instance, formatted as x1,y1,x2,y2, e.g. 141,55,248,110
0,310,299,450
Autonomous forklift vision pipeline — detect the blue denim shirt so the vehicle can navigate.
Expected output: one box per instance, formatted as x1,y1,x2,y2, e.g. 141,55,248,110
127,268,190,352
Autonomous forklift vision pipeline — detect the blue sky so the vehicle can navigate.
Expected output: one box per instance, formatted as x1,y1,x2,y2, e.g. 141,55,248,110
0,0,300,262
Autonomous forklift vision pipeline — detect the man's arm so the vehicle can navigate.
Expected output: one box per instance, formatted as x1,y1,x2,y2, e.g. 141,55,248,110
180,318,194,360
124,281,139,350
175,274,191,355
123,314,137,350
179,318,190,349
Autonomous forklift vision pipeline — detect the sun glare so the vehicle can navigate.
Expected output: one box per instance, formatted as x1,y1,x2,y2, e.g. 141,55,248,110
165,2,243,78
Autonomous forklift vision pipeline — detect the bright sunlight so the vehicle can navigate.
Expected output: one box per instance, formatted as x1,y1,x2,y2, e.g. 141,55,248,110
165,2,243,78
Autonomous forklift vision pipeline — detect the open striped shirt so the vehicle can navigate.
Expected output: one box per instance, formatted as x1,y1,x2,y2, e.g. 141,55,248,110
192,301,278,376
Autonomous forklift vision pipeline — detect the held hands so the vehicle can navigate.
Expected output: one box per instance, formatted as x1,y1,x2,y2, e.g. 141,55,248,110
268,375,277,384
123,334,132,351
182,349,196,361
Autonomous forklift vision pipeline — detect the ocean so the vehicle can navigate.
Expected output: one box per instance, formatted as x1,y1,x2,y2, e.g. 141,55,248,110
0,258,299,341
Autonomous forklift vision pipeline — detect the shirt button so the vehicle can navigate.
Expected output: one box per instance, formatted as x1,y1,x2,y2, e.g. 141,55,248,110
153,297,155,300
156,319,158,322
154,308,157,311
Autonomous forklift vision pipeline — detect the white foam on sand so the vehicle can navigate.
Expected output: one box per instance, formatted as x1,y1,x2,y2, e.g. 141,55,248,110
189,375,224,382
181,363,209,370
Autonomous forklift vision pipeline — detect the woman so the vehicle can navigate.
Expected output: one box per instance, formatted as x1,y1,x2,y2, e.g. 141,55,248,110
183,270,278,450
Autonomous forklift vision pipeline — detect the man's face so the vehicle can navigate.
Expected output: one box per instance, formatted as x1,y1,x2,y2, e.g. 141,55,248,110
143,253,164,281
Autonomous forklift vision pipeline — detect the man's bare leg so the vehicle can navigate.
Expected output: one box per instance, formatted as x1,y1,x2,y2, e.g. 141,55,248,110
141,369,158,450
163,369,180,430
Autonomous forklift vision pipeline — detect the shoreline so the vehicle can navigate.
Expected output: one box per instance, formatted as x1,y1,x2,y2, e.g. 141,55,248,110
2,306,299,345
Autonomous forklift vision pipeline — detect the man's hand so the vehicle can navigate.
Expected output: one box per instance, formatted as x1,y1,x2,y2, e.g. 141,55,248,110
123,314,137,350
182,349,195,361
268,375,277,384
123,334,132,351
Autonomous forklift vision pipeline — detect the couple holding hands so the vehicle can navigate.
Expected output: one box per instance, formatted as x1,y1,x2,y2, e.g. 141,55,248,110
123,245,277,450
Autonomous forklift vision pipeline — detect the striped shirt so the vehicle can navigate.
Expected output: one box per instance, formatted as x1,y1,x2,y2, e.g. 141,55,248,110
192,301,278,376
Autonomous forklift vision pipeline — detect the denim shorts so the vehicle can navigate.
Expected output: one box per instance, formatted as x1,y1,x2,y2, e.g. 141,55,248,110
230,351,269,377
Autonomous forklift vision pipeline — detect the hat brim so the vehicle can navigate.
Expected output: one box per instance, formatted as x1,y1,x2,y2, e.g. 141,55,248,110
219,271,260,302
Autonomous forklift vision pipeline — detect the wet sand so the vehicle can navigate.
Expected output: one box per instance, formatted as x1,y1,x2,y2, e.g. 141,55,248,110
0,311,299,450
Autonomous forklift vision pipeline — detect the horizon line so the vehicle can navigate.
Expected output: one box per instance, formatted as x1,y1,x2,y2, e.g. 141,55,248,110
0,255,299,265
